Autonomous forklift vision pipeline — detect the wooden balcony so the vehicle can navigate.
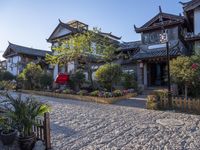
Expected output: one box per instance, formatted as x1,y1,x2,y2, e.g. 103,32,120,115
185,32,200,42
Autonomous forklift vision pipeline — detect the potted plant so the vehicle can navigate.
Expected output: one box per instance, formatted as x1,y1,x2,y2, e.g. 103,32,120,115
1,92,50,150
0,117,17,145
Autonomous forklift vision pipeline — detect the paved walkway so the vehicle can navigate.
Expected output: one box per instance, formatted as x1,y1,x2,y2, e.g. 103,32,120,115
115,95,147,109
1,92,200,150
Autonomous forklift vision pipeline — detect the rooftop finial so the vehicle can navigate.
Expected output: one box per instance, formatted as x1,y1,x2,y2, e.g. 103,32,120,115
58,19,62,23
159,6,162,13
134,25,137,30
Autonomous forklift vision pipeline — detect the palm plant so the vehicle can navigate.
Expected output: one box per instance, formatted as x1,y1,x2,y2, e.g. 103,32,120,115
0,92,50,137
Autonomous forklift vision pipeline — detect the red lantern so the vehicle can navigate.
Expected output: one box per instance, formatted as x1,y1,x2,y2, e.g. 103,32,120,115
55,73,69,84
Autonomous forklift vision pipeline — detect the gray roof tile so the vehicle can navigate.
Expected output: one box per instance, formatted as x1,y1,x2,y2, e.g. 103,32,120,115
3,43,52,58
133,47,181,60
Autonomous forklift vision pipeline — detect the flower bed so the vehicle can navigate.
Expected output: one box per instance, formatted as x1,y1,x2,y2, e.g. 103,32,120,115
20,90,137,104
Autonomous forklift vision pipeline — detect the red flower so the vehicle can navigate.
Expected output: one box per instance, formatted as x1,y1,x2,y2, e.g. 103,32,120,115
192,63,199,70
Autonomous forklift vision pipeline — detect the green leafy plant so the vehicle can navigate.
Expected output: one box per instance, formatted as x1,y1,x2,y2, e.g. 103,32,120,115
170,55,200,98
90,90,100,97
76,90,88,96
104,92,112,98
1,92,50,137
95,63,122,92
0,81,16,90
0,71,15,81
146,95,158,110
122,72,138,90
0,117,13,134
69,69,86,91
40,73,53,89
113,90,123,97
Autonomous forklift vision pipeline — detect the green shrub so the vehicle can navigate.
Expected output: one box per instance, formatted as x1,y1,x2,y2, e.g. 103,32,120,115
122,72,137,90
0,71,15,81
18,63,43,90
69,70,85,91
95,63,122,91
77,90,88,96
146,95,158,110
113,90,123,97
0,81,16,90
90,90,100,97
40,73,53,89
146,90,168,110
62,89,75,94
104,92,112,98
151,89,168,100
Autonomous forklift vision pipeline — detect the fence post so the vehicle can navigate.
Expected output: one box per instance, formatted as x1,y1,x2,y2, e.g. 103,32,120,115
44,113,51,150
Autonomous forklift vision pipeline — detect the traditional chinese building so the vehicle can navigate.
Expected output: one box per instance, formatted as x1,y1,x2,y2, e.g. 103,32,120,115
132,7,189,89
0,60,7,71
3,42,52,76
182,0,200,55
47,20,121,80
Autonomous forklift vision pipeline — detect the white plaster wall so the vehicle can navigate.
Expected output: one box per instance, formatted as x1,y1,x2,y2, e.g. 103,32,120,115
92,71,96,80
53,64,58,80
52,27,71,39
194,7,200,34
68,61,75,73
6,56,21,76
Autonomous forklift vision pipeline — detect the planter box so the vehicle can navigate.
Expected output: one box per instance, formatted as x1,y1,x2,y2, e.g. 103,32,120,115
20,90,137,104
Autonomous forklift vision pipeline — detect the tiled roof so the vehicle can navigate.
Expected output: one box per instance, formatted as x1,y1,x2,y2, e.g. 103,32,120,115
134,12,185,33
98,32,121,40
133,47,181,60
3,43,52,58
182,0,200,11
120,41,141,50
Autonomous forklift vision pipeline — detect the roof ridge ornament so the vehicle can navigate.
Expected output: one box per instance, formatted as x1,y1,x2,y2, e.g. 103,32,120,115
58,19,62,23
159,5,162,13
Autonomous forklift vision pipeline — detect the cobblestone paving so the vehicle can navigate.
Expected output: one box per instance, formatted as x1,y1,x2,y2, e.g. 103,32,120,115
2,92,200,150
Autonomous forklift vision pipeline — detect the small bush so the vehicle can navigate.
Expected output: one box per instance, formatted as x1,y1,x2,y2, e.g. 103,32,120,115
40,73,53,89
90,90,100,97
146,90,168,110
0,71,15,81
18,63,43,90
69,70,85,91
113,90,123,97
122,72,137,90
104,92,112,98
0,81,16,90
95,63,122,91
151,89,168,100
54,89,62,93
62,89,75,94
77,90,88,96
146,95,158,110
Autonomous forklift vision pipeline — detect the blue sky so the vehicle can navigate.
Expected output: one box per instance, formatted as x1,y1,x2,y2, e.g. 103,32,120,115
0,0,189,60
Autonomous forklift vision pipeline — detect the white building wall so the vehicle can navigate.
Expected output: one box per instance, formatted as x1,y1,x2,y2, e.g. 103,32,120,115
194,7,200,55
194,7,200,34
6,56,21,76
68,61,75,73
53,64,58,80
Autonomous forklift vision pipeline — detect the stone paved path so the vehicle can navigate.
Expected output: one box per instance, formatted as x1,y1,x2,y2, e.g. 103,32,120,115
2,92,200,150
115,95,147,109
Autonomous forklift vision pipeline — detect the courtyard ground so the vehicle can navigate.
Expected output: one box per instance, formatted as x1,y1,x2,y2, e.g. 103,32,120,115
1,92,200,150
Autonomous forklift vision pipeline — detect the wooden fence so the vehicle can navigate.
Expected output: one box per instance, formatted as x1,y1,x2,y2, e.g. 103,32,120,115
160,96,200,114
34,112,51,150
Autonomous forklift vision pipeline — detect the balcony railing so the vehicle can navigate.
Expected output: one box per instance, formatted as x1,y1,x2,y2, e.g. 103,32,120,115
184,32,200,42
